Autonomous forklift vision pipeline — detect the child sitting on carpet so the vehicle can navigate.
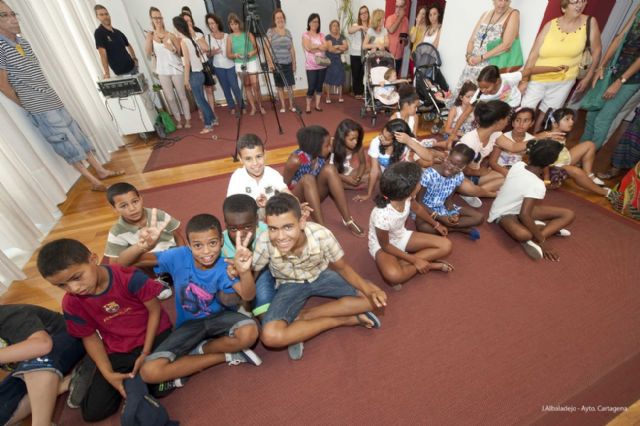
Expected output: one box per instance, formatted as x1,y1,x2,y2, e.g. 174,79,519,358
254,193,387,360
283,125,365,237
368,162,453,287
0,304,85,426
329,119,368,190
221,194,276,318
227,134,289,217
124,213,262,389
355,118,433,202
415,144,493,240
104,182,183,299
391,89,447,161
443,81,477,144
541,108,610,197
37,238,174,422
488,107,535,177
488,139,575,261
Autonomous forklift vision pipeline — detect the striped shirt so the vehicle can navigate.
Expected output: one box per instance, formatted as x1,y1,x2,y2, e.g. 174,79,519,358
0,34,63,114
252,221,344,287
104,208,180,258
266,28,293,65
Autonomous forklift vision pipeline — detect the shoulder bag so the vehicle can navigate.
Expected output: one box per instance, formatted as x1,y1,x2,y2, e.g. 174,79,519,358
486,10,524,73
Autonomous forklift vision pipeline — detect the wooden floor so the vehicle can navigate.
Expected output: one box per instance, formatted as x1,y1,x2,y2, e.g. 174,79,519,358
0,109,635,424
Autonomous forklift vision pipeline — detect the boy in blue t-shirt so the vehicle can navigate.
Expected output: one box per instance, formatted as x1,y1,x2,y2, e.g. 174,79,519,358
129,212,262,387
221,194,276,317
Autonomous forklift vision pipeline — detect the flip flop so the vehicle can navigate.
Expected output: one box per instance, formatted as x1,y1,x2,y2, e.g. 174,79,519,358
314,107,323,112
432,260,454,272
356,311,381,329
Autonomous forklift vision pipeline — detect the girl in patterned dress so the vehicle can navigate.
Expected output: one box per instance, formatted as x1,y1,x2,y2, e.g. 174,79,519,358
368,162,453,287
283,125,365,237
415,144,493,240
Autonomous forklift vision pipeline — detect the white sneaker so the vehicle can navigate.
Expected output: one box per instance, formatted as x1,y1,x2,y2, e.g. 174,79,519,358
535,220,570,237
521,240,543,260
225,349,263,366
156,278,172,300
589,173,605,186
460,195,482,208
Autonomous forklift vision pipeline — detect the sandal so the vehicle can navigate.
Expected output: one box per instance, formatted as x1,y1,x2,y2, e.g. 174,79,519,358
432,259,454,273
290,107,297,113
314,106,323,112
338,98,344,103
279,108,286,113
342,217,364,237
98,169,125,179
356,311,381,329
325,98,332,104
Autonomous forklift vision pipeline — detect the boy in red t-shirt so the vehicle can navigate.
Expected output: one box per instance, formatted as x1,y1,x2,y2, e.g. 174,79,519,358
37,238,174,422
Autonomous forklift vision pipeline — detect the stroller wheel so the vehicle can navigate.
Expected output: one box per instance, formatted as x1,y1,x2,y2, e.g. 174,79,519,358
360,106,365,118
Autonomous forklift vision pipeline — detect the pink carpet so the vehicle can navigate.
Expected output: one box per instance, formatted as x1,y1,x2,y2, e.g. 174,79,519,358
55,173,640,425
143,96,379,172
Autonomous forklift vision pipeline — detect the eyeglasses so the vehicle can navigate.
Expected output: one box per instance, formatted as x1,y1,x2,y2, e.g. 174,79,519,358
0,11,18,18
151,16,163,20
568,0,587,4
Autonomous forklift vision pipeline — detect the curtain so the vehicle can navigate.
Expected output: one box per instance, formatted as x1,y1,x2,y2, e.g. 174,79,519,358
0,0,124,288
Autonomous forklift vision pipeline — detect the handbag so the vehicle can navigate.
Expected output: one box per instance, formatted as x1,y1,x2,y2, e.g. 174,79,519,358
577,16,593,80
191,37,216,86
314,54,331,67
486,10,523,73
155,110,176,137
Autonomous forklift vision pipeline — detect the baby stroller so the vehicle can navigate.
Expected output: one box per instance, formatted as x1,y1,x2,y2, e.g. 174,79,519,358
360,50,397,127
412,42,449,133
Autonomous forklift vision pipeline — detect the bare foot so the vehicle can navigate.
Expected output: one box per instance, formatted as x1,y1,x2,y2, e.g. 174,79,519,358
96,169,125,179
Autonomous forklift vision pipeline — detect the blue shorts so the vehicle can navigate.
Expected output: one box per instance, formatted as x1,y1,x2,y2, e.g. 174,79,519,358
146,311,257,362
263,269,359,324
30,107,95,164
468,175,480,185
0,332,85,425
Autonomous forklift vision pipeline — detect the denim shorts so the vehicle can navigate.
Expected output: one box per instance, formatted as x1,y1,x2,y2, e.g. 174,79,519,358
30,107,95,164
0,332,85,424
263,269,359,325
146,311,257,362
468,175,480,185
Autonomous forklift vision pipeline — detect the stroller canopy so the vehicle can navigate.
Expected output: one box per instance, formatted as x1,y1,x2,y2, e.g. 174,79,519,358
365,50,396,70
412,42,441,68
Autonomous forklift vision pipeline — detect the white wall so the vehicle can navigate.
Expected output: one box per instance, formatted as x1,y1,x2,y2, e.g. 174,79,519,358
100,0,385,98
439,0,548,91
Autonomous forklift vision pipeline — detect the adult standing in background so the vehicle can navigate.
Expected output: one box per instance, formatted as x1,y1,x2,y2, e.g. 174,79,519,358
182,12,216,117
94,4,137,79
174,15,218,134
302,13,328,114
385,0,409,76
423,4,442,48
521,0,601,132
449,0,519,104
266,9,297,113
0,1,123,191
206,13,243,116
324,20,348,104
409,7,427,53
580,6,639,151
145,7,190,129
347,5,369,99
363,9,389,53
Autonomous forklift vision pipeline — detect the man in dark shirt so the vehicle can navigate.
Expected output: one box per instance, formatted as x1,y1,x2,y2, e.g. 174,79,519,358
94,4,137,79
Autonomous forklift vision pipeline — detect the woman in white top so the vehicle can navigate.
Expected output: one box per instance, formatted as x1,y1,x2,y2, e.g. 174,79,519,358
363,9,389,53
182,13,217,117
422,4,442,48
145,7,190,129
348,6,369,98
173,15,217,134
205,13,243,115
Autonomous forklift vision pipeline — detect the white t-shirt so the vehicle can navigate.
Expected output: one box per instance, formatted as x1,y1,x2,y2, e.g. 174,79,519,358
366,27,388,50
227,166,287,200
207,33,234,69
458,130,503,169
488,161,546,222
470,71,523,108
368,198,412,257
368,135,409,171
497,131,533,167
349,27,365,56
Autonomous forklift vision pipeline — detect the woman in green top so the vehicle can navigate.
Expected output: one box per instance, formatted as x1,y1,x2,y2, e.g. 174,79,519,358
226,13,264,115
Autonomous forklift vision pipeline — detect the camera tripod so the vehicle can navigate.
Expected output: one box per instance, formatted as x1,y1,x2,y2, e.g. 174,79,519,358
233,0,305,160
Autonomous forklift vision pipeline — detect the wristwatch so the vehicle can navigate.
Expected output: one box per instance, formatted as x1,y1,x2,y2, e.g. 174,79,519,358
619,77,627,84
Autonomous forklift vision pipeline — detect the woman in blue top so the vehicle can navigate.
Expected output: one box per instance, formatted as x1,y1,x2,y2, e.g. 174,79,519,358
324,20,348,103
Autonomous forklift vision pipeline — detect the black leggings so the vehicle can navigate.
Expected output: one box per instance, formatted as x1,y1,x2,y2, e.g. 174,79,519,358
350,55,364,95
306,68,327,97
